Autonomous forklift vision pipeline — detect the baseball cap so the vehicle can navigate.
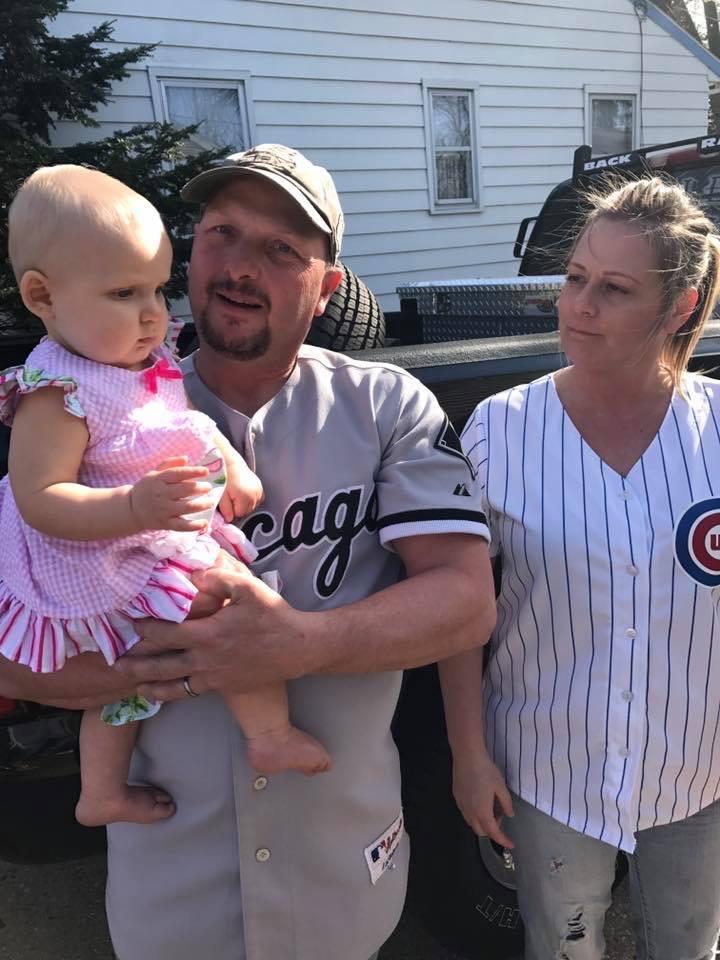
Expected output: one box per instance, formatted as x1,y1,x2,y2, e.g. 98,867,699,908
181,143,344,263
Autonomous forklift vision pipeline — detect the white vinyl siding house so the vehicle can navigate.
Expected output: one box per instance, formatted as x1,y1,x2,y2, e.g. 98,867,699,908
48,0,720,310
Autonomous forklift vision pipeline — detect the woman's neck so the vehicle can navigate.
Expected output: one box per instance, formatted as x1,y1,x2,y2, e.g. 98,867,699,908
557,362,675,413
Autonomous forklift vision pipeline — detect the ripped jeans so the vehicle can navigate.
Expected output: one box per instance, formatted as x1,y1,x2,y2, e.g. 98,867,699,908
506,793,720,960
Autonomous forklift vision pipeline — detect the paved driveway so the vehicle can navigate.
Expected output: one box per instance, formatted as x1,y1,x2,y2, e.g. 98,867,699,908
0,854,635,960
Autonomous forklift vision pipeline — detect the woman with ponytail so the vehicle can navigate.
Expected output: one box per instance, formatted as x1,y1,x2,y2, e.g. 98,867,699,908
441,177,720,959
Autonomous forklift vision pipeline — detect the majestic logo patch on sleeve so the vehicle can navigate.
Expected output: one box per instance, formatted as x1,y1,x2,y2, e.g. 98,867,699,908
434,415,477,479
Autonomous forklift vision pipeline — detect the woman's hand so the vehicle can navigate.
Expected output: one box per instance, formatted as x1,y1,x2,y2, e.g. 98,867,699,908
452,750,514,848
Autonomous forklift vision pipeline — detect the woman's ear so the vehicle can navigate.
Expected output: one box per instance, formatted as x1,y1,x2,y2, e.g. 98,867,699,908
18,270,54,321
666,287,699,335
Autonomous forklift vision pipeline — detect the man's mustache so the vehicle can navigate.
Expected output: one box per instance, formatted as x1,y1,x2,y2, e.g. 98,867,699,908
208,280,270,310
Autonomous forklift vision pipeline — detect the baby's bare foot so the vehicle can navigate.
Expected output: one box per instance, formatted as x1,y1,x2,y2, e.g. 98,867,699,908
247,726,331,777
75,785,175,827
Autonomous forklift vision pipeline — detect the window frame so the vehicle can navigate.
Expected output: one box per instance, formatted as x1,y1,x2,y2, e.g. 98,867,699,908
148,65,256,153
584,85,640,157
422,80,483,214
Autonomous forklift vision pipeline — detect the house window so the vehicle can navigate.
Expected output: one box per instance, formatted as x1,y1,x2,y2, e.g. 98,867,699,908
585,89,638,156
148,67,254,155
423,82,482,213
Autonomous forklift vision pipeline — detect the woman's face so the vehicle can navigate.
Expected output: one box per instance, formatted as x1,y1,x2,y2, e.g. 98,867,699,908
558,216,671,373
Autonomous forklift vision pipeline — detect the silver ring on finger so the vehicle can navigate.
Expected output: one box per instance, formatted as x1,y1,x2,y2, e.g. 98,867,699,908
183,676,200,698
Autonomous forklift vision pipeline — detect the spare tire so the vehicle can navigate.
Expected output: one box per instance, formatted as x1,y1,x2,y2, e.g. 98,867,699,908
305,263,385,351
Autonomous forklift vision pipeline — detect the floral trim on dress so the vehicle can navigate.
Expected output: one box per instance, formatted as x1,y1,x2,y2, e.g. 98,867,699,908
0,365,84,426
102,695,162,726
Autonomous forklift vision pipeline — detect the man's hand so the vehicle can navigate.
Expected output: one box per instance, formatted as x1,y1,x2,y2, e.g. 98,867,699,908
217,450,264,522
452,751,514,848
129,456,215,531
114,553,309,701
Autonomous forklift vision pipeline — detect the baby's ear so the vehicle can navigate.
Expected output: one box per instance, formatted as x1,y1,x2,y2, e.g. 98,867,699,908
19,270,53,321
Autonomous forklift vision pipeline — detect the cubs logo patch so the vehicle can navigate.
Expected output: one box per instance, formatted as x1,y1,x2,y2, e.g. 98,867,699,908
674,497,720,587
434,415,476,479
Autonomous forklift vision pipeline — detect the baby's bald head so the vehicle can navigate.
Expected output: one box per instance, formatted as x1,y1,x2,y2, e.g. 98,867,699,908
8,165,168,282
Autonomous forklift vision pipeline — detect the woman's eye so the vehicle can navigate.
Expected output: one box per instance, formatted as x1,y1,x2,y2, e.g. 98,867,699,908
114,288,134,299
565,274,584,285
606,283,628,295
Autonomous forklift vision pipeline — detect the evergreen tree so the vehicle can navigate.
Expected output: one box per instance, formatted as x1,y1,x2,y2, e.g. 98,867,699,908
0,0,227,330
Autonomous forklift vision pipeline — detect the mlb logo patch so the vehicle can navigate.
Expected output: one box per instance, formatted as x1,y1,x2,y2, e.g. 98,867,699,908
364,812,403,885
675,497,720,587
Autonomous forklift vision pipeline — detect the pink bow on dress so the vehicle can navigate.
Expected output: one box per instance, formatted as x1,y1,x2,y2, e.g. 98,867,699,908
141,357,184,394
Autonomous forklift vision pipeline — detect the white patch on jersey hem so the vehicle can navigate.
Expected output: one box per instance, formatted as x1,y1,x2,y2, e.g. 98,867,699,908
380,519,491,549
364,811,404,885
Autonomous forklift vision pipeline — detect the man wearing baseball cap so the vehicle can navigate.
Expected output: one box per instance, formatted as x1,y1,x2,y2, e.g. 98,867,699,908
2,144,496,960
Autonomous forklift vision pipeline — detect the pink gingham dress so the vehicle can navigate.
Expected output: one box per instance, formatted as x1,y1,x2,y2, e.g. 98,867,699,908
0,336,254,676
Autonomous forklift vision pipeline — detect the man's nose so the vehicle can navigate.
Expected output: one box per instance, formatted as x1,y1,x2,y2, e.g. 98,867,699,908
222,237,261,280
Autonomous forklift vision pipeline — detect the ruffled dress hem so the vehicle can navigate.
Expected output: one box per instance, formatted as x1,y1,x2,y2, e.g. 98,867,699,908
0,519,256,674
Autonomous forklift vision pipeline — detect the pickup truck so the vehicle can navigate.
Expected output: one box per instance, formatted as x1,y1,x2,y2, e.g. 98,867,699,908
3,132,720,960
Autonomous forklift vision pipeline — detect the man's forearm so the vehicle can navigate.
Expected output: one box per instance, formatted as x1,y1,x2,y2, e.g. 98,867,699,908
0,652,137,710
303,561,494,677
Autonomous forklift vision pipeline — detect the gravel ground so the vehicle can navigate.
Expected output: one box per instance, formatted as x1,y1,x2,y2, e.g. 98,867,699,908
0,854,634,960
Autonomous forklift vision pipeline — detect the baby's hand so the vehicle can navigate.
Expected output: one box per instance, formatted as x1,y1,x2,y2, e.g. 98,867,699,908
218,451,264,521
129,457,214,532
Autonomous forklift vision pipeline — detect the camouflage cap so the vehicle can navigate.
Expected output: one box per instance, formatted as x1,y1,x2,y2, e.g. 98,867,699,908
181,143,344,263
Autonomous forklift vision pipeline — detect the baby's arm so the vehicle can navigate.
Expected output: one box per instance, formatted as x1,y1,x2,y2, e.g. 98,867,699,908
184,395,263,520
10,388,214,540
212,429,263,521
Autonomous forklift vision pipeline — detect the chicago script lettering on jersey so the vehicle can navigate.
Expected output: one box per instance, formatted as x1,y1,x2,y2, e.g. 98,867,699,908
242,485,378,598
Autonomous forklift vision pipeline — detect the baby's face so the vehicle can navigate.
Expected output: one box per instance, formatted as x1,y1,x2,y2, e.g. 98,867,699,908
45,219,173,370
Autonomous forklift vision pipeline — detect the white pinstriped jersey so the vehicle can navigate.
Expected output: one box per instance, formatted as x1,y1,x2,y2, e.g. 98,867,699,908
462,371,720,853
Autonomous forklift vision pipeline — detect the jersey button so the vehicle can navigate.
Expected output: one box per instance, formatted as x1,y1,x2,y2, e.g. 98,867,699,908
626,564,639,576
622,690,634,701
619,490,632,500
253,776,268,791
618,747,631,758
255,847,271,862
625,628,637,639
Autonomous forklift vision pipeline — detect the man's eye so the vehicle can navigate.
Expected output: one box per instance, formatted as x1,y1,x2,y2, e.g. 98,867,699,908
269,240,296,256
210,224,233,237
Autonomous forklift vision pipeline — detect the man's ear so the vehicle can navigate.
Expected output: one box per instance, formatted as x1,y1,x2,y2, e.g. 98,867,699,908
19,270,54,321
666,287,699,335
313,266,344,317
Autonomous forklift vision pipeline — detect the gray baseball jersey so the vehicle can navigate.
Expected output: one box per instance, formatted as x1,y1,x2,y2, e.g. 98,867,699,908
106,345,489,960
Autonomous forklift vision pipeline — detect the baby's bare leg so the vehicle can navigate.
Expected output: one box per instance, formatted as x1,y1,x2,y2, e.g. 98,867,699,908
225,686,331,776
75,710,175,826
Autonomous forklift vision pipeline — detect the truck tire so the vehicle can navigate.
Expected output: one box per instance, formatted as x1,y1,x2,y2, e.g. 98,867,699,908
304,263,385,351
395,664,523,960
